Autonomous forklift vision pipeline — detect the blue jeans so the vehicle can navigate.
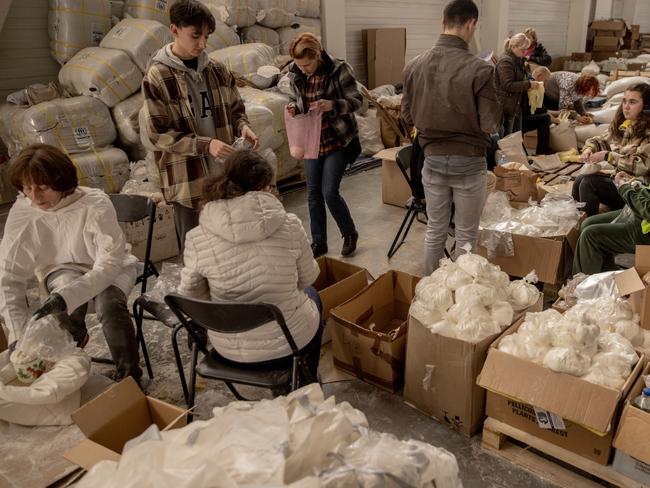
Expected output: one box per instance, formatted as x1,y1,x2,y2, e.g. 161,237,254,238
304,150,356,246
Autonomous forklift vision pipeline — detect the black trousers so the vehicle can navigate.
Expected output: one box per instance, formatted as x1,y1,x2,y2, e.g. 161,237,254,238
522,112,552,155
571,174,625,217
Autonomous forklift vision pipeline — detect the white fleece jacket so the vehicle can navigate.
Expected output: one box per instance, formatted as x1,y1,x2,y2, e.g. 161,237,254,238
0,187,137,343
178,191,320,363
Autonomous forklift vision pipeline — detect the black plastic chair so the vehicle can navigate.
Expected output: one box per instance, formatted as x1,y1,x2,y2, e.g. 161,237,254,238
164,293,314,410
105,193,159,378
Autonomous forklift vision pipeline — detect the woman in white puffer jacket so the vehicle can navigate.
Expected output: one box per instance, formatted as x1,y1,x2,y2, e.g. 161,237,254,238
178,149,323,377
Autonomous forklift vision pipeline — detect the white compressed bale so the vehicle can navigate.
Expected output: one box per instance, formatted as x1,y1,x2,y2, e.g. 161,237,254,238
238,85,292,140
295,0,319,18
241,25,281,53
257,0,298,28
277,17,321,55
590,106,619,124
355,109,384,156
20,97,117,154
251,65,281,89
69,146,130,192
110,0,125,19
206,20,240,52
200,0,258,28
209,43,276,82
275,141,301,179
99,18,172,72
124,0,170,24
575,123,608,145
112,92,148,158
48,0,112,65
0,104,28,157
244,102,283,151
604,76,650,98
59,47,143,108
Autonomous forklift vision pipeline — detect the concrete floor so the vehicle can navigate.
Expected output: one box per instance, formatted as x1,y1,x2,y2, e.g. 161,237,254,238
0,167,563,488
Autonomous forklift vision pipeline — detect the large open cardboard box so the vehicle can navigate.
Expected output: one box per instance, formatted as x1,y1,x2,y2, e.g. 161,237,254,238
119,203,179,263
478,322,644,464
612,363,650,484
330,270,420,392
363,28,406,89
376,146,411,208
314,256,369,344
477,217,582,285
64,377,187,470
615,245,650,329
404,296,542,437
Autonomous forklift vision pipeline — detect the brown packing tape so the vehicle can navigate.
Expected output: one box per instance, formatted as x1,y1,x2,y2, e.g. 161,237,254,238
334,357,399,391
370,336,403,372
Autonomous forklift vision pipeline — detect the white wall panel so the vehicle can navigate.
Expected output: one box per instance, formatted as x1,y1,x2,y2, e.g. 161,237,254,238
0,0,60,103
508,0,571,56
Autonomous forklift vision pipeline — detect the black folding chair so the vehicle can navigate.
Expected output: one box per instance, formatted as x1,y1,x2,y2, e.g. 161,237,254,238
164,294,315,410
96,193,159,378
387,144,428,258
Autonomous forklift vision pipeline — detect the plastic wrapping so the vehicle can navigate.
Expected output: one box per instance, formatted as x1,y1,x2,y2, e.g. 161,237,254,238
543,347,591,376
355,109,384,156
68,146,130,193
48,0,112,65
99,18,173,72
604,76,650,98
295,0,320,18
59,47,143,108
13,316,78,367
257,0,298,28
202,0,258,28
205,20,240,52
209,43,276,83
144,262,183,303
75,383,462,488
124,0,170,24
241,25,281,53
277,17,322,55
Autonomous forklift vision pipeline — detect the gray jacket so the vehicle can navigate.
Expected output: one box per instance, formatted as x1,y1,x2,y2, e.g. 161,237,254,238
402,34,502,158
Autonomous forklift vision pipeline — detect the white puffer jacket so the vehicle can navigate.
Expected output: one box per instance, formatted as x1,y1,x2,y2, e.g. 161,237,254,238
178,191,320,362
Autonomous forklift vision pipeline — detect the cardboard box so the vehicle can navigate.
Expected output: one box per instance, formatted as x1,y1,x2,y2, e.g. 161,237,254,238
376,146,412,207
571,52,592,61
594,35,622,50
314,256,369,344
591,19,627,36
404,297,542,437
478,323,644,464
592,50,619,61
612,363,650,484
523,130,537,151
119,203,179,263
330,270,420,392
477,217,582,285
363,28,406,89
614,245,650,329
64,377,187,470
493,165,539,203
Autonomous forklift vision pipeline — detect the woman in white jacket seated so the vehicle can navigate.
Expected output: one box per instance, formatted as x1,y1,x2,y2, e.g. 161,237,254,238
178,149,323,380
0,144,142,381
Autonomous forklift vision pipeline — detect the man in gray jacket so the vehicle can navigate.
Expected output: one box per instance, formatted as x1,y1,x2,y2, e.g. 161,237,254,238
402,0,501,274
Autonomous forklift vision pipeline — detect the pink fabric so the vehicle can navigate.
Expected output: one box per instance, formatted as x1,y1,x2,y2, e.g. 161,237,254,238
284,106,322,160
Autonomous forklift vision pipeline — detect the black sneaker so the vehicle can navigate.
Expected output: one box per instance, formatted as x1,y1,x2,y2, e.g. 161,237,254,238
311,242,328,258
341,232,358,257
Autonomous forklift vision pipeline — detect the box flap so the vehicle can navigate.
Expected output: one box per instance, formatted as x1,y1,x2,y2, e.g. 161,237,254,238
613,363,650,464
147,396,188,430
615,267,645,296
71,377,152,454
478,348,622,433
635,245,650,275
63,438,121,470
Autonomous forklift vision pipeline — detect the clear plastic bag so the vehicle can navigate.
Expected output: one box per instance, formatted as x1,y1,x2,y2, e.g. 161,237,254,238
284,105,322,160
12,315,77,365
144,262,183,303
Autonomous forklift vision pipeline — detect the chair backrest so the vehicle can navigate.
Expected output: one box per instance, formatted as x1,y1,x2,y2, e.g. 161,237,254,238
395,145,412,175
108,193,154,223
164,294,300,354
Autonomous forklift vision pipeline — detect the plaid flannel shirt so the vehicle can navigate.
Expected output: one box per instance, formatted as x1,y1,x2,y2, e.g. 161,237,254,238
142,59,248,209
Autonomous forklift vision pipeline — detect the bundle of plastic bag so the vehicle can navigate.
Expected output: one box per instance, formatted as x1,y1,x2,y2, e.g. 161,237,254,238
409,248,540,342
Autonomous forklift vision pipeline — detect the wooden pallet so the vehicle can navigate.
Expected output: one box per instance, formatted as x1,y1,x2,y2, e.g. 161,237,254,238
611,70,650,80
538,163,584,185
482,418,645,488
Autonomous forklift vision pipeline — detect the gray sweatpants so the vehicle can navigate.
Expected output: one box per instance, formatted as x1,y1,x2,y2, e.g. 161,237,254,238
45,270,142,380
422,155,487,275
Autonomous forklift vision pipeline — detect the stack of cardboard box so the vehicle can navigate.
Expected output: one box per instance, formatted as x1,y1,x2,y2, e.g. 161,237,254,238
623,24,641,50
590,19,627,61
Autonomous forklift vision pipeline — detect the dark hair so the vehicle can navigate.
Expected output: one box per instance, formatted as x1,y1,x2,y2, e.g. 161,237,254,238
170,0,216,33
443,0,479,28
9,144,78,195
202,150,274,201
609,83,650,141
575,74,600,97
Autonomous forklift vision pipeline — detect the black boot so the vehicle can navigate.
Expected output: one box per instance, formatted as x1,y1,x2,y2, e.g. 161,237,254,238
341,232,358,257
311,242,328,258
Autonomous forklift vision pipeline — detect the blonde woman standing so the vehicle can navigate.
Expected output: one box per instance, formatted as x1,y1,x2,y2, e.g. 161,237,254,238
495,33,542,134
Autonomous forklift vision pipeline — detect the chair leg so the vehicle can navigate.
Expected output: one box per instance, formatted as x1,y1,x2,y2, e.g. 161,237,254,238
187,343,199,415
224,381,249,401
171,323,190,405
387,208,418,258
133,302,154,379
